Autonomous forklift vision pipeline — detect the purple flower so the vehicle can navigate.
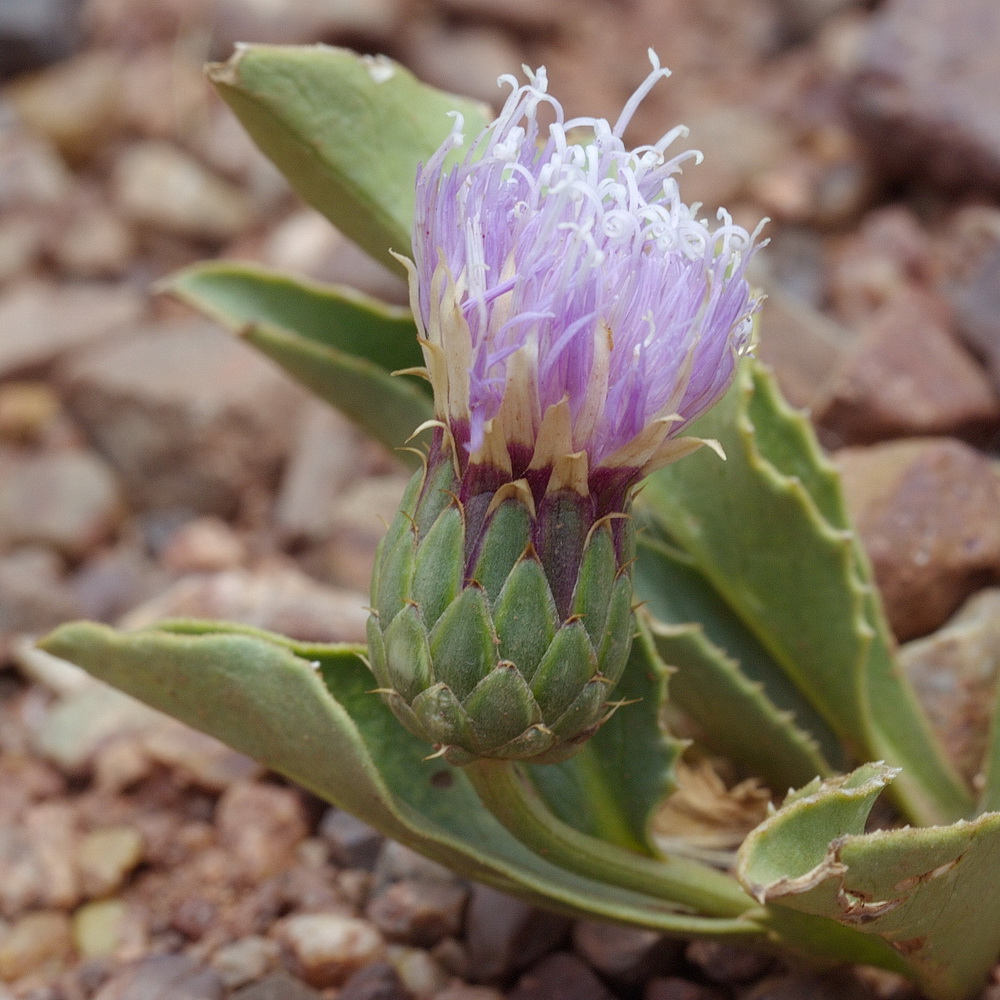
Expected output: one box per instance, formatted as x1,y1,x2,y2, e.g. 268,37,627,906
398,52,764,497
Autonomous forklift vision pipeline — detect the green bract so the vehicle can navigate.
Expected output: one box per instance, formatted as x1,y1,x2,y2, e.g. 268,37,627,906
367,450,635,765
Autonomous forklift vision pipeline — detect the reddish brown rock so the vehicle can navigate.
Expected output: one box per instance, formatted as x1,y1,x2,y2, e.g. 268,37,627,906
0,281,143,379
509,952,613,1000
851,0,1000,192
816,287,1000,445
826,207,935,328
215,782,309,883
0,447,123,559
119,566,368,644
59,320,304,516
754,290,854,412
950,241,1000,394
834,438,1000,640
900,588,1000,783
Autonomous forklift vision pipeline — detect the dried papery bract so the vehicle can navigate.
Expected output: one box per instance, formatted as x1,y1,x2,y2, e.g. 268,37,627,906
369,52,765,764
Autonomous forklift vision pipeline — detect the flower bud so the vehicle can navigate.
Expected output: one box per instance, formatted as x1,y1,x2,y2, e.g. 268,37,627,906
369,53,763,764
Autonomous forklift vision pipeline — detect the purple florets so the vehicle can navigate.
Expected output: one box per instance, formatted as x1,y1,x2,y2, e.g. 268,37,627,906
407,52,764,483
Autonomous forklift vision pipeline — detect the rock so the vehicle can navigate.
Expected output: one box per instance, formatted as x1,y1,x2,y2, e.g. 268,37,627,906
404,20,524,109
92,953,224,1000
950,241,1000,394
322,475,412,592
834,437,1000,639
113,140,256,241
0,130,73,209
0,280,142,379
145,724,262,792
365,879,467,947
385,946,448,999
572,921,680,985
754,290,854,412
771,0,867,40
0,910,73,981
70,543,166,623
372,843,462,895
77,827,144,898
0,547,81,652
0,0,82,79
851,0,1000,193
0,213,46,282
816,287,1000,445
434,987,505,1000
435,0,566,30
119,566,368,644
900,588,1000,783
274,913,386,988
463,884,570,982
159,517,247,573
34,683,162,772
60,319,303,516
0,382,62,445
827,206,935,328
52,202,136,279
644,978,722,1000
260,212,408,305
319,809,383,870
231,971,324,1000
684,941,774,984
212,0,399,49
274,402,360,543
72,899,130,959
508,952,613,1000
0,447,122,559
7,50,125,162
670,105,793,214
216,782,308,883
337,960,413,1000
209,935,281,989
0,802,80,917
741,970,873,1000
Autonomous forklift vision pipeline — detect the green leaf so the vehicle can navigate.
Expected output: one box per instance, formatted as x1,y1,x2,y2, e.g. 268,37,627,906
165,261,424,376
648,619,830,794
527,620,685,856
635,533,841,789
207,45,491,272
739,764,1000,1000
161,261,431,462
638,360,972,826
37,620,756,939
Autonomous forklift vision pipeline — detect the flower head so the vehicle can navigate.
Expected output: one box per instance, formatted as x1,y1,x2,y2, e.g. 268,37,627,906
400,51,764,502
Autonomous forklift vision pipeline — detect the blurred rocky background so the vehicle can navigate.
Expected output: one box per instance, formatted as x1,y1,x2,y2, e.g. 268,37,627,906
1,0,999,997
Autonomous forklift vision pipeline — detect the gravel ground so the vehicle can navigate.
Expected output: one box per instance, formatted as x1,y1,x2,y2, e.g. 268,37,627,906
1,0,1000,997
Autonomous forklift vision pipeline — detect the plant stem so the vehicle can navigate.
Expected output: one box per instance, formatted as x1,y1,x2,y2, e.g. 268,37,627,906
465,757,755,919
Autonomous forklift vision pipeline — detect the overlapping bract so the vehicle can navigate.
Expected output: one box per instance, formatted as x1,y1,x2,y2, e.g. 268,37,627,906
372,55,764,763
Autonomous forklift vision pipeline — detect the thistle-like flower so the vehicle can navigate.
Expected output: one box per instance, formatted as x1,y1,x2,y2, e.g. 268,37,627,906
368,53,764,765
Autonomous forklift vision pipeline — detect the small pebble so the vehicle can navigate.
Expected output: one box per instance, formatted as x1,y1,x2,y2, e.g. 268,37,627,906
275,912,386,988
209,935,281,989
320,809,384,870
231,971,324,1000
77,827,144,898
72,899,129,959
387,945,450,999
685,940,774,984
366,878,467,947
338,959,414,1000
0,911,73,981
